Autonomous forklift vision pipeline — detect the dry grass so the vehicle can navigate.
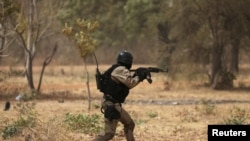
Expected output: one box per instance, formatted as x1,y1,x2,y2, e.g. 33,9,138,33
1,65,250,141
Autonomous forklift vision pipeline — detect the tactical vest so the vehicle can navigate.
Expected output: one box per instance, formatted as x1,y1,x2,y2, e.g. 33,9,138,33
101,64,129,103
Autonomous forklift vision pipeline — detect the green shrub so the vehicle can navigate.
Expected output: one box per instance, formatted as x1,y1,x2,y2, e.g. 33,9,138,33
1,124,17,139
1,101,37,139
200,99,216,115
63,113,102,134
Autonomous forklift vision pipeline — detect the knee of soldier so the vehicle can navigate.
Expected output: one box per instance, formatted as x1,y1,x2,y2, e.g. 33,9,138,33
131,120,135,129
125,120,135,130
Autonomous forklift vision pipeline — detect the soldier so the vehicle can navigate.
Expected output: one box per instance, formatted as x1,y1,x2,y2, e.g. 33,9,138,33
93,50,149,141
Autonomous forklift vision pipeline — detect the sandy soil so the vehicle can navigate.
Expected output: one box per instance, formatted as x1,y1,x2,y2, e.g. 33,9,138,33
1,65,250,141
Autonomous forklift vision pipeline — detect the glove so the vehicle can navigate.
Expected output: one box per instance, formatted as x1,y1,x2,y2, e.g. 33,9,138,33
135,67,148,81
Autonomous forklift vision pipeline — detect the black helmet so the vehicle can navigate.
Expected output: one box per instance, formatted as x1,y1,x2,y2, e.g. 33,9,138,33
117,50,133,69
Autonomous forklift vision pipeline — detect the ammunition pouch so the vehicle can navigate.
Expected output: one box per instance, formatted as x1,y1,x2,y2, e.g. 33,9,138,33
102,104,121,121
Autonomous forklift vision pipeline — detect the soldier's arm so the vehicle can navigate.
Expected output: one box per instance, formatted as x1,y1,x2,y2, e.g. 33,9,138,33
111,66,140,89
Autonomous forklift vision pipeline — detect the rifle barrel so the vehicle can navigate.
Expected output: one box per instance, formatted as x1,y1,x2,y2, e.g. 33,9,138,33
130,67,168,72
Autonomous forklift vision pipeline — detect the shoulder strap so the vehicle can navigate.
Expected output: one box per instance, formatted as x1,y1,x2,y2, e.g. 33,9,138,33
103,64,121,77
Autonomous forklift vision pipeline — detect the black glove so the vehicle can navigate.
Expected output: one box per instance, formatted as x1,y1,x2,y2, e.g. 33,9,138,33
135,67,148,81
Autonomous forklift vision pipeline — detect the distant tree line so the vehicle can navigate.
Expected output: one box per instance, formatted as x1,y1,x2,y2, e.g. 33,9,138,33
0,0,250,90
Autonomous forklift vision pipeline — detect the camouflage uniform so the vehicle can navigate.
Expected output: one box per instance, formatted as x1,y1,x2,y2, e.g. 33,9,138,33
93,66,140,141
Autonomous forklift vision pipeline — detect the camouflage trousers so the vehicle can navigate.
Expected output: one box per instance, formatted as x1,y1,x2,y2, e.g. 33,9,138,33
93,100,135,141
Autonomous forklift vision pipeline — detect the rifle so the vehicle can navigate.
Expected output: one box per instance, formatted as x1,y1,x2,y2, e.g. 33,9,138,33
93,53,103,91
131,67,168,84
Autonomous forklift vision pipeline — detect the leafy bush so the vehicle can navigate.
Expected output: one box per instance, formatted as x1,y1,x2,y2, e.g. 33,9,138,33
63,113,102,134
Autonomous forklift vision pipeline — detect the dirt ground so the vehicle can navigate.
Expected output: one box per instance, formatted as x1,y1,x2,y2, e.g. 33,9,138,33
1,65,250,141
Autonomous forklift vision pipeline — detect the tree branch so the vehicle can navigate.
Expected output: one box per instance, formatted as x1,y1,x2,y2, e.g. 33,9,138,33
37,42,58,92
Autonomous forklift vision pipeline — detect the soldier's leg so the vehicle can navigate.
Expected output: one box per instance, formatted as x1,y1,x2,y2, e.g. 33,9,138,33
93,101,120,141
93,118,118,141
117,106,135,141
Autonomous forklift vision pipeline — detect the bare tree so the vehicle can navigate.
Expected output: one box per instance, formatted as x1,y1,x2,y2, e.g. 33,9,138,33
62,19,99,112
13,0,58,94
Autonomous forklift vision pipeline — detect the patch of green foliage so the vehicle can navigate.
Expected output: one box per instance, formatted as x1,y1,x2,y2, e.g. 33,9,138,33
223,106,249,125
63,113,103,134
62,19,99,59
147,111,158,118
135,119,148,125
1,101,37,139
200,99,216,115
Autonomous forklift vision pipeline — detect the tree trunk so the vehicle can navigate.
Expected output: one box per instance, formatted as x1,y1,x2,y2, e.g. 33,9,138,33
0,38,3,65
37,44,57,92
230,39,240,73
83,59,91,112
210,42,223,89
25,54,35,89
210,41,235,89
25,0,35,90
0,31,4,65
